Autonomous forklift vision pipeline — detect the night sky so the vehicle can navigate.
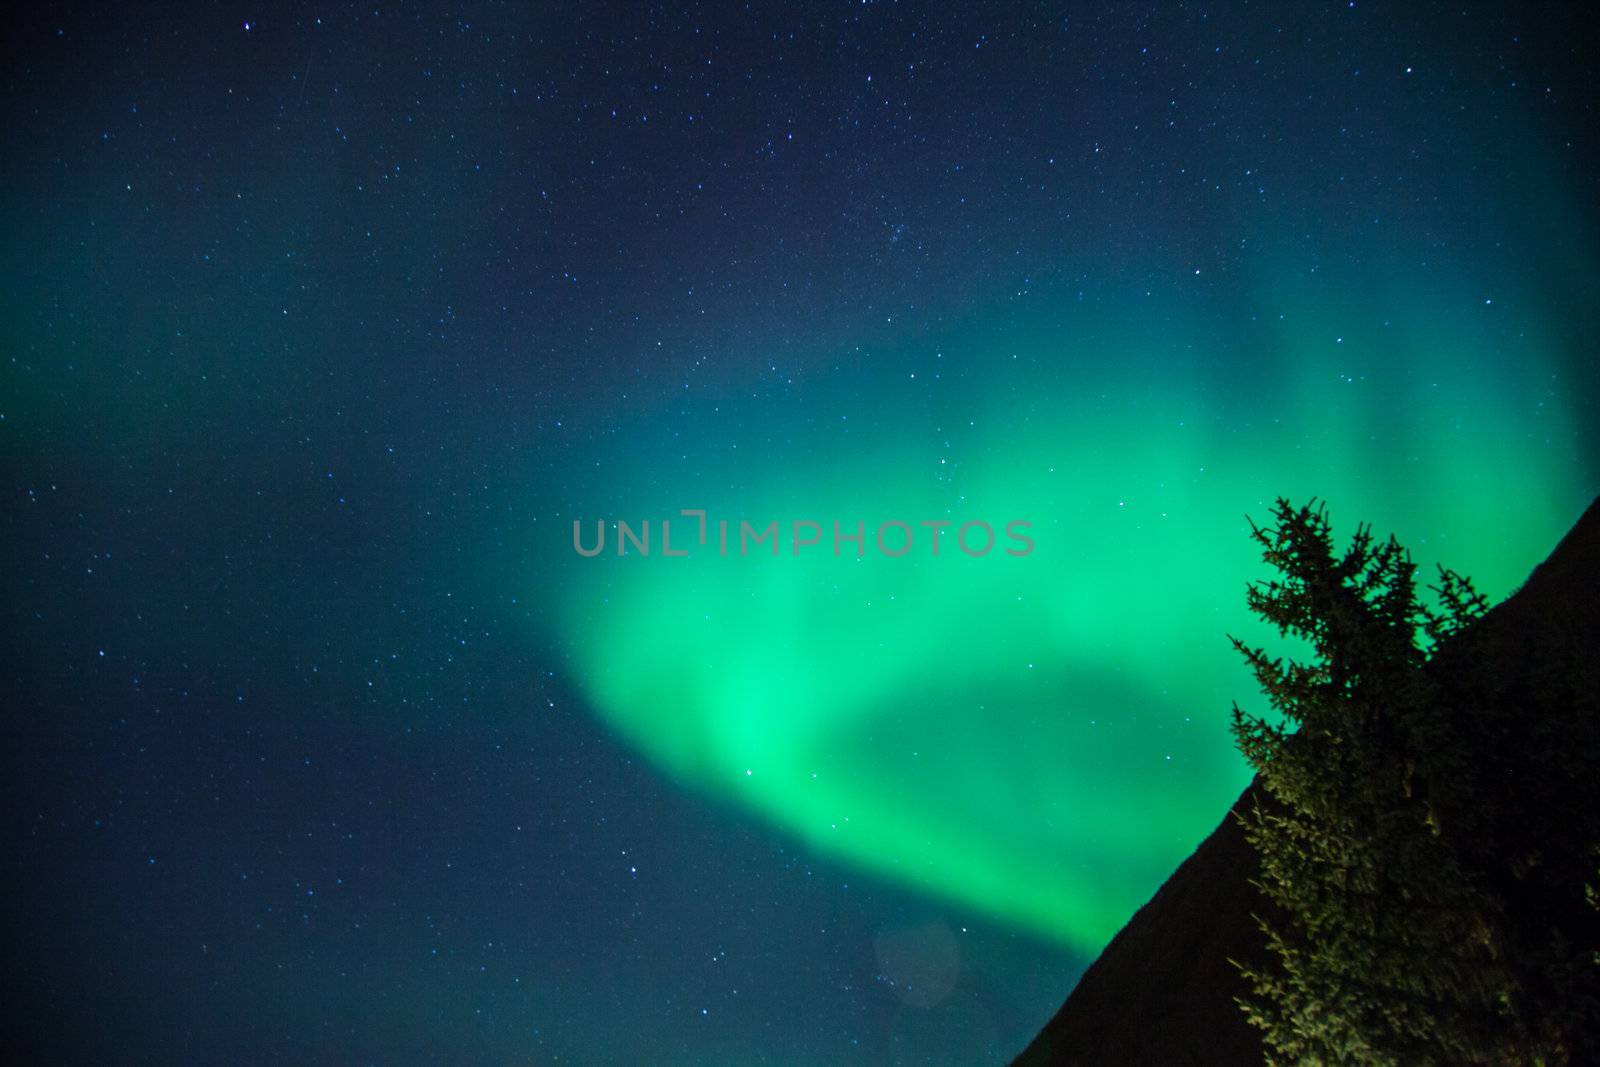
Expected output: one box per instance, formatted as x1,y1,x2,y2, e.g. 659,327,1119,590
5,2,1599,1063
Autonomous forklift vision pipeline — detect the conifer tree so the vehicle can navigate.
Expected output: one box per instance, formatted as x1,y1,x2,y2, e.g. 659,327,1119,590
1228,499,1546,1064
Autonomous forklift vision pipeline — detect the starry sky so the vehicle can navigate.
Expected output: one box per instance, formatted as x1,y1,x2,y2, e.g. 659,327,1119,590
4,2,1599,1064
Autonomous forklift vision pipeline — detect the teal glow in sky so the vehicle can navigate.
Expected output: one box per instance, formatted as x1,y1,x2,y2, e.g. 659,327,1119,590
11,3,1600,1061
547,243,1595,953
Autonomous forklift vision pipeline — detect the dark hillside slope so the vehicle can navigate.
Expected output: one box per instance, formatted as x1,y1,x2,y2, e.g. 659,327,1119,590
1015,495,1600,1066
1011,783,1272,1065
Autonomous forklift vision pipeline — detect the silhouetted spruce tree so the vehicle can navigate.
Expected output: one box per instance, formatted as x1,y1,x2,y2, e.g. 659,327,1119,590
1227,499,1560,1064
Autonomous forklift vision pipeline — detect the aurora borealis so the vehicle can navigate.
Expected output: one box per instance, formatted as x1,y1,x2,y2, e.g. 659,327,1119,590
6,2,1600,1063
547,239,1594,953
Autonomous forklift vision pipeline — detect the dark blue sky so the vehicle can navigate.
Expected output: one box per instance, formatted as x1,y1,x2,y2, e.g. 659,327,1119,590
4,2,1598,1063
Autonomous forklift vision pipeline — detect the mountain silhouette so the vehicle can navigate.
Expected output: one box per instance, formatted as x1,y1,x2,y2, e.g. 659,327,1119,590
1014,494,1600,1066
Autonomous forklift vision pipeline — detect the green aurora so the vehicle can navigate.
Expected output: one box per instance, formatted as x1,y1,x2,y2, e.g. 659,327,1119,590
9,4,1600,1062
542,246,1596,954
